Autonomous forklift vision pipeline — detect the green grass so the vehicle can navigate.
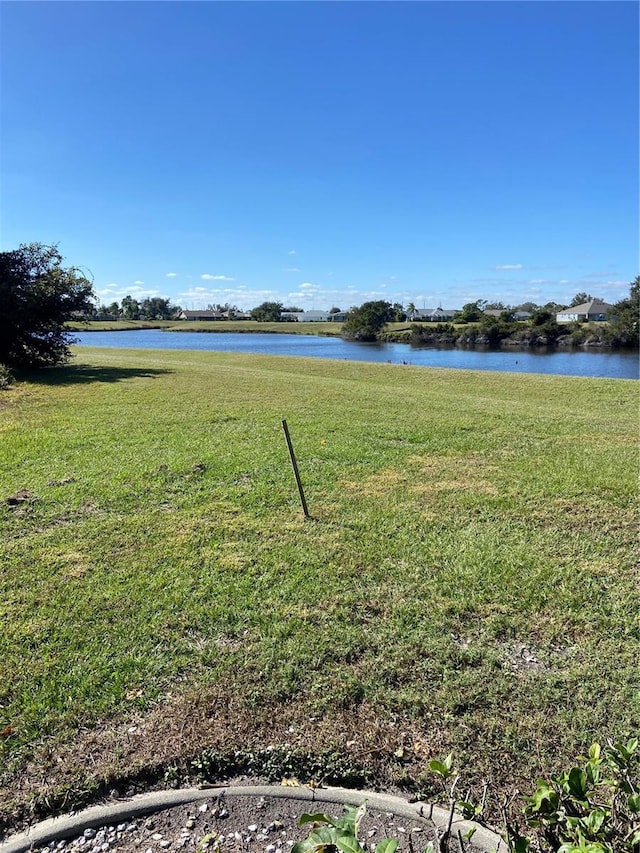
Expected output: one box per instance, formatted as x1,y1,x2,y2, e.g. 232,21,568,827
69,319,344,335
0,347,638,827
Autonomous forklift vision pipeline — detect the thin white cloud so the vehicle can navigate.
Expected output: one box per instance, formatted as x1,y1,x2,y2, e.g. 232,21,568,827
299,282,319,290
528,279,546,284
177,284,280,309
166,272,178,277
288,250,296,255
494,264,523,270
96,284,168,300
134,280,144,285
201,274,235,281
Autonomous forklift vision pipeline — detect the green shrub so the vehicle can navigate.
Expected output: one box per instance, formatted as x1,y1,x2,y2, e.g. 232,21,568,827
430,739,639,852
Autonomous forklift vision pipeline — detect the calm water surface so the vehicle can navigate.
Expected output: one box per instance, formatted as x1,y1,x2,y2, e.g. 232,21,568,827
73,330,639,380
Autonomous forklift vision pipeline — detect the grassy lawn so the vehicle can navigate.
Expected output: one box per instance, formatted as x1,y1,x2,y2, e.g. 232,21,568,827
0,347,638,831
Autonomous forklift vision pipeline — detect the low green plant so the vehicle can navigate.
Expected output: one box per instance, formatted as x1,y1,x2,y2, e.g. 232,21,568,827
292,804,406,853
196,832,221,853
430,740,640,852
516,739,640,853
0,363,13,389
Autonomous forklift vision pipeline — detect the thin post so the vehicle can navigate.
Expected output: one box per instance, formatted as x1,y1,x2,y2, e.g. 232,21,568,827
281,419,310,518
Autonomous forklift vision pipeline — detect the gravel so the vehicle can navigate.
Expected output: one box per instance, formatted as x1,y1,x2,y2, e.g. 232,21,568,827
22,794,459,853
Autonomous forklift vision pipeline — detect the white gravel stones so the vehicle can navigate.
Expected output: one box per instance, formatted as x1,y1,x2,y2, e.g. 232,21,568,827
23,795,448,853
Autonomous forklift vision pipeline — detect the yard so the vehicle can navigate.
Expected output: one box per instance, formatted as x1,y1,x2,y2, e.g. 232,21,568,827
0,347,637,834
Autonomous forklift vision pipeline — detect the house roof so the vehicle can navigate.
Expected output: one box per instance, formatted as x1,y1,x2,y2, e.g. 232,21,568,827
180,309,223,318
558,300,614,314
413,307,458,316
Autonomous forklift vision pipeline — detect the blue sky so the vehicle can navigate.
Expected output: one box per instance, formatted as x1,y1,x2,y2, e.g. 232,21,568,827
2,1,638,311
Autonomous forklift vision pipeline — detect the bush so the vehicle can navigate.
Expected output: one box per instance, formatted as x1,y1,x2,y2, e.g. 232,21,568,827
429,739,639,852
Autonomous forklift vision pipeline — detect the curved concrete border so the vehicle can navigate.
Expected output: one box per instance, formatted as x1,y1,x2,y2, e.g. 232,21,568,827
1,785,504,853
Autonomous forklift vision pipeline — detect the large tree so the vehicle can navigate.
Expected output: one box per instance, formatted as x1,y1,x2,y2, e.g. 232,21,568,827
0,243,94,368
342,300,394,341
139,297,176,320
251,301,284,322
569,292,594,307
457,300,486,323
610,277,639,348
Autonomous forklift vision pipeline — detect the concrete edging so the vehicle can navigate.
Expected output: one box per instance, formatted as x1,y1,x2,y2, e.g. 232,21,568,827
1,785,504,853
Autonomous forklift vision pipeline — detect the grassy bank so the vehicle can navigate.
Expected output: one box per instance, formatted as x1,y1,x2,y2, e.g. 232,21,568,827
0,347,638,831
68,320,344,335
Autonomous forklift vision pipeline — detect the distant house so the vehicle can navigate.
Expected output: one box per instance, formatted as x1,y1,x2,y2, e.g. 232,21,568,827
556,300,615,323
178,309,224,321
483,309,532,321
409,307,459,322
282,311,342,322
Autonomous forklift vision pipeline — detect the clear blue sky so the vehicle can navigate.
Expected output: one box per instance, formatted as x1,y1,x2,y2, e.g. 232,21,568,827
2,1,638,311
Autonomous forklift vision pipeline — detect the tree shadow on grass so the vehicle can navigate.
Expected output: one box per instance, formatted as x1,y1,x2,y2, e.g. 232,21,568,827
16,363,173,386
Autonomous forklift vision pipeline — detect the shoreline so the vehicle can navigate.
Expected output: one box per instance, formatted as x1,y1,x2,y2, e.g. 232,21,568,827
68,322,639,355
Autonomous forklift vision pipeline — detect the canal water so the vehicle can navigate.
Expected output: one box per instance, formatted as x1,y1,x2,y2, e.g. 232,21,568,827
73,330,639,380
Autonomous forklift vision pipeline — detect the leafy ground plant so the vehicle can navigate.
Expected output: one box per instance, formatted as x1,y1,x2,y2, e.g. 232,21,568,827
430,740,640,852
292,804,404,853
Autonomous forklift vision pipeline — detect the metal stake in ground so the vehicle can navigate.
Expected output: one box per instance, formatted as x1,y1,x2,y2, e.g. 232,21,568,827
281,419,310,518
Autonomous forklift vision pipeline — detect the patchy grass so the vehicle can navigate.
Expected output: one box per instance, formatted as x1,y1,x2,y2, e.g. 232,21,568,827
0,347,638,832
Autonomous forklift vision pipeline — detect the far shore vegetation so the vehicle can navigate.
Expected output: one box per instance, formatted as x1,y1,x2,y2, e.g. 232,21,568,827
69,278,640,352
1,346,637,834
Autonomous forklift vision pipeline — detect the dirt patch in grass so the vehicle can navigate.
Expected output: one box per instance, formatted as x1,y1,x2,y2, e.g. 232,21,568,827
0,682,459,838
1,661,585,842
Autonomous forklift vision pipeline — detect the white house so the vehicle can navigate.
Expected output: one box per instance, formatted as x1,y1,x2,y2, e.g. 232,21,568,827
484,309,532,320
409,307,459,322
282,311,346,322
556,300,615,323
